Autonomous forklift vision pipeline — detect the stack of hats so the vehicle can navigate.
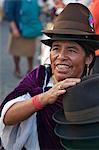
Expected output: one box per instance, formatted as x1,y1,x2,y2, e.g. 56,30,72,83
53,74,99,150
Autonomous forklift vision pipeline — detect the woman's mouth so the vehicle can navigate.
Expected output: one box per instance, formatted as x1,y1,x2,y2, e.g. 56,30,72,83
56,64,71,73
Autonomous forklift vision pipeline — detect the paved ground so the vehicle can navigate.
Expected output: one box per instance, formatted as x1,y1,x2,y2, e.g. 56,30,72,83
0,20,41,102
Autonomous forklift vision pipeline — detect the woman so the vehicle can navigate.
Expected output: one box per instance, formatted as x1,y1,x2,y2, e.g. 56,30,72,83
0,3,99,150
4,0,42,78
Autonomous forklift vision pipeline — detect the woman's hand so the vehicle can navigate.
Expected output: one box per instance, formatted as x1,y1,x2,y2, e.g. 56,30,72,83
10,21,20,38
12,28,20,38
39,78,81,105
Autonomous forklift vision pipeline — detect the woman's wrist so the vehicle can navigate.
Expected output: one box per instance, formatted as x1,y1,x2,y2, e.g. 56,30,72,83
31,93,49,110
32,95,44,110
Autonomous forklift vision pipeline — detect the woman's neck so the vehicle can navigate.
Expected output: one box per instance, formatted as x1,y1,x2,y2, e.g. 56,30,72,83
52,75,58,84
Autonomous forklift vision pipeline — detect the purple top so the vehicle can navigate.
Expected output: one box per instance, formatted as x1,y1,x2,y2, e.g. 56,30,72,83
0,65,63,150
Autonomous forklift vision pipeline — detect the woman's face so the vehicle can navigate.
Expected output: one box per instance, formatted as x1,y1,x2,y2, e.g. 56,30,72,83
50,40,93,82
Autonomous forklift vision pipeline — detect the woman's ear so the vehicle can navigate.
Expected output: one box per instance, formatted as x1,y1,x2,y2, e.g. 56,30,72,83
85,53,94,66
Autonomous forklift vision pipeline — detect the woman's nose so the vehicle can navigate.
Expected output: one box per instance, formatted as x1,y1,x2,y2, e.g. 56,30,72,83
58,48,67,59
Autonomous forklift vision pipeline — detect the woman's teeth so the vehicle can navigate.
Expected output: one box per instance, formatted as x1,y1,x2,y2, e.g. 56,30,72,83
56,64,69,69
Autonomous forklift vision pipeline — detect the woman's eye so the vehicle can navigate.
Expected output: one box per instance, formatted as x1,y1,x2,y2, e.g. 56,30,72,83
52,47,59,51
68,48,77,53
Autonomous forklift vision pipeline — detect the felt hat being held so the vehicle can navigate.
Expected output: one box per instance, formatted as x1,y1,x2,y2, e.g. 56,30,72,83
42,3,99,51
53,74,99,140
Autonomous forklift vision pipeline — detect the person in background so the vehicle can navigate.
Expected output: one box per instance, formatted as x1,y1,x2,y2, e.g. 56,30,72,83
41,0,66,65
53,0,65,16
0,3,99,150
89,0,99,73
4,0,43,78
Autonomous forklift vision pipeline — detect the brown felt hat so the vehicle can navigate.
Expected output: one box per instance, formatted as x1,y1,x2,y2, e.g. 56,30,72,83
52,74,99,140
53,74,99,125
41,3,99,50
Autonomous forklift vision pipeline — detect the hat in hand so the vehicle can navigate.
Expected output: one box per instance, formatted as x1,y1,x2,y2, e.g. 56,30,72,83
53,74,99,140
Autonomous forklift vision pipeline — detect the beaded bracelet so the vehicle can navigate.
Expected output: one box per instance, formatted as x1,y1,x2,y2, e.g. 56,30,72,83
32,95,44,110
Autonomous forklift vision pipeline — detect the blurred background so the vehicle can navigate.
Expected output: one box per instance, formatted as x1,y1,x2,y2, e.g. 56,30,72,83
0,0,93,104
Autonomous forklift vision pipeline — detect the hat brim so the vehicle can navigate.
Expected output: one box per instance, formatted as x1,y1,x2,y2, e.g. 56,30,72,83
41,35,99,50
60,138,99,150
53,109,99,125
54,122,99,140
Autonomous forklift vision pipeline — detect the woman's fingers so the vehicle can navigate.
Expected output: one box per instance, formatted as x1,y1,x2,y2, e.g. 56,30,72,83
58,78,81,89
63,78,81,83
46,78,81,104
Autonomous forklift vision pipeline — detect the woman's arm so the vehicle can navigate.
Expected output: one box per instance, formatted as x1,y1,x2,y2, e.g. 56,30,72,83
4,0,16,21
3,93,48,126
4,78,80,125
4,0,20,37
10,21,20,37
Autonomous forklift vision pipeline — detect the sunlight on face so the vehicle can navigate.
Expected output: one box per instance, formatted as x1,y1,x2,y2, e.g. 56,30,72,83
50,40,90,81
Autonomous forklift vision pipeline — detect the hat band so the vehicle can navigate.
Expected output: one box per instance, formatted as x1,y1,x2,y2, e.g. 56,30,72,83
64,106,99,122
52,34,90,39
54,21,95,33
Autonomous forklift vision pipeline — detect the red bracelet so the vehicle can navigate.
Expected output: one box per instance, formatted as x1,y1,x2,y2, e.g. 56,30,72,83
32,95,44,110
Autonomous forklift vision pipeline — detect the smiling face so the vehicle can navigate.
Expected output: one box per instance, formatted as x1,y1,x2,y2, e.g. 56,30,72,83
50,40,93,82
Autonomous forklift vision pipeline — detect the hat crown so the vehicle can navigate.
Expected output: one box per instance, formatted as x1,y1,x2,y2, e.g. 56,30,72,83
56,3,90,23
54,3,95,34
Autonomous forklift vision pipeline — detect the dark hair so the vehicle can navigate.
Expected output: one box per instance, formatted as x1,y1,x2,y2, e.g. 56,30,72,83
76,41,96,76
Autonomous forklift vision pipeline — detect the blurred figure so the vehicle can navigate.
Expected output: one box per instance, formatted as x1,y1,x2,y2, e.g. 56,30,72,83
89,0,99,73
53,0,65,15
4,0,43,78
40,0,52,27
41,0,66,65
